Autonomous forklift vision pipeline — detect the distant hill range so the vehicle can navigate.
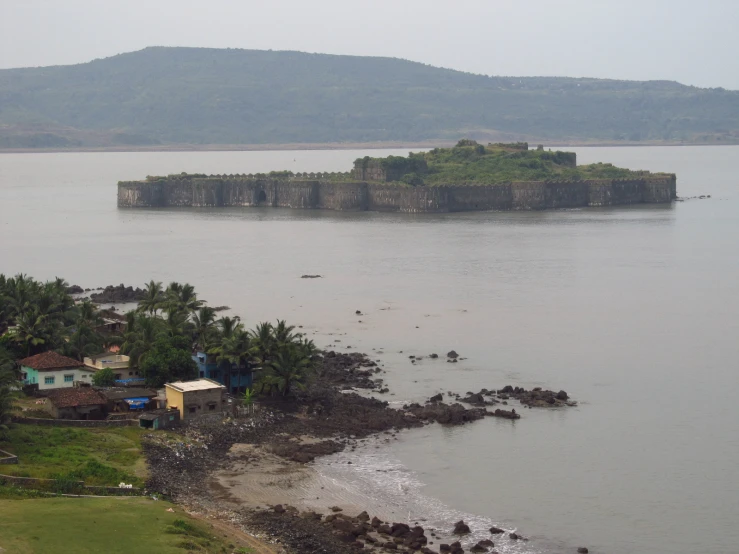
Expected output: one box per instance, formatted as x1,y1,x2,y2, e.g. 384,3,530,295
1,46,738,149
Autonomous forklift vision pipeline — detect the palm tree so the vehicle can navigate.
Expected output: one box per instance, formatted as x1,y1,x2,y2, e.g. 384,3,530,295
216,316,241,340
263,344,314,397
273,319,298,344
191,306,217,350
178,283,202,313
162,307,192,338
249,322,275,366
13,310,49,357
211,326,249,364
137,280,163,315
64,323,104,362
75,300,102,326
163,282,202,315
120,314,164,368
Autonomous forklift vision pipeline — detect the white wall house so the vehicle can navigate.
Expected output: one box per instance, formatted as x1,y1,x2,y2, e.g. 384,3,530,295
20,351,97,391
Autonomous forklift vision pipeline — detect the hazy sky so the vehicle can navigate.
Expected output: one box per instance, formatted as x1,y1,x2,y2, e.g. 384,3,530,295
2,0,738,89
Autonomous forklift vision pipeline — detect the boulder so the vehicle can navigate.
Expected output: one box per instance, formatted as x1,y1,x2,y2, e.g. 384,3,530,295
577,549,589,553
453,520,471,534
391,522,411,537
491,408,520,420
447,350,459,359
489,526,505,534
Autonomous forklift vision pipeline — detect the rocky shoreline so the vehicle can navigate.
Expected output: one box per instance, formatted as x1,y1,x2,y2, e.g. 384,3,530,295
143,350,580,553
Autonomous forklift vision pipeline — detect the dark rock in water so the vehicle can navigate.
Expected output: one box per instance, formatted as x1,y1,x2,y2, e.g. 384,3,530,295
447,350,459,359
430,353,439,359
66,285,84,294
461,392,487,406
509,532,519,540
453,520,471,534
471,541,491,552
491,408,520,420
489,526,505,534
428,393,443,403
301,274,323,278
496,384,576,407
439,544,451,552
408,402,487,425
577,549,589,553
90,284,146,304
355,310,362,315
479,539,494,547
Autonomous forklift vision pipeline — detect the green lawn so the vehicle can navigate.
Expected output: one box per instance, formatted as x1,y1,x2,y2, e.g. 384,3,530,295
0,425,147,486
0,497,252,554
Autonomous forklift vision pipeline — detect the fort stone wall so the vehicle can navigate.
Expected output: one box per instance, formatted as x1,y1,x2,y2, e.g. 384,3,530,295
446,185,512,211
118,174,676,213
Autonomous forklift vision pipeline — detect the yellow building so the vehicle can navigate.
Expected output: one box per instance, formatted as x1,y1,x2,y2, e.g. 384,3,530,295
164,378,226,421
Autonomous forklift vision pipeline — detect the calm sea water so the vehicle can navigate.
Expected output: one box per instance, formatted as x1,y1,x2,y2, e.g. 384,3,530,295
1,146,738,554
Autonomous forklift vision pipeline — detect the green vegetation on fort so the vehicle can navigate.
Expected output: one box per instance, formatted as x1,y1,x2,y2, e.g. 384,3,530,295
1,46,738,148
0,497,254,553
358,141,654,186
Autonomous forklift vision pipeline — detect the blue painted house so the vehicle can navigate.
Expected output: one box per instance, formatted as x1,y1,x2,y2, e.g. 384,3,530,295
192,351,252,394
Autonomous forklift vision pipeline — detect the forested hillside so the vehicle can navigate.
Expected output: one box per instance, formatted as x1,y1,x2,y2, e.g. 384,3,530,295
1,47,737,148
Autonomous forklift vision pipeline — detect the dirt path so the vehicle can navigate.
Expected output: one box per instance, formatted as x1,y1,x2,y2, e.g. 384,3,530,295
188,510,281,554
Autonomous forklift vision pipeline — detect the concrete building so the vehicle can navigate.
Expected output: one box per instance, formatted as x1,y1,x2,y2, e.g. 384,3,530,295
192,351,252,394
83,353,142,384
164,378,226,421
139,410,181,430
19,351,96,391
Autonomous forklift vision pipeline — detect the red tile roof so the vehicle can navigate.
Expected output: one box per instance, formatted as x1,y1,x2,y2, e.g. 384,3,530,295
19,351,83,370
47,388,106,408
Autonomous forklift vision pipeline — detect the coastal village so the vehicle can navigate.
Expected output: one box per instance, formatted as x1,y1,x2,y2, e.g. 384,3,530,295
0,275,579,554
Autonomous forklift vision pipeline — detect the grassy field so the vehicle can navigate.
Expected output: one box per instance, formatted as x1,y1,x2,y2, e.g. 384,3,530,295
0,425,147,486
0,497,254,553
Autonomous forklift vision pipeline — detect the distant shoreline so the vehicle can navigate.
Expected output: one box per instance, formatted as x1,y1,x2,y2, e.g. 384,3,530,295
2,139,739,154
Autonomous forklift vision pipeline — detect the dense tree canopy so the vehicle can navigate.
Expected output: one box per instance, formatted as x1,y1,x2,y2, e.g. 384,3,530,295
1,274,317,398
1,47,738,148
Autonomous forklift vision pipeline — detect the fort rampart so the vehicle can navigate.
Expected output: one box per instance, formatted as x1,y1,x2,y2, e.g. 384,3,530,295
118,174,677,213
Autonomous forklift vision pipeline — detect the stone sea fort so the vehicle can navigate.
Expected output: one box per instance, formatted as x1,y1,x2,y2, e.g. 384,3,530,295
117,142,676,213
